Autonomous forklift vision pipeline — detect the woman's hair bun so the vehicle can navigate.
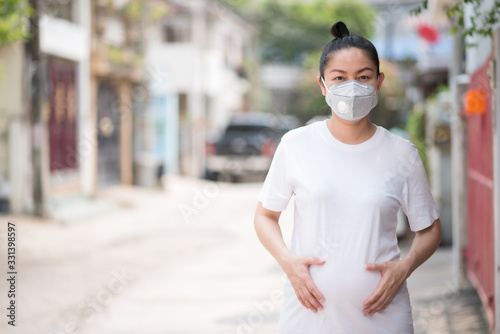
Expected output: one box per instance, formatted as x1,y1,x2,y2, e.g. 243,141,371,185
330,21,350,39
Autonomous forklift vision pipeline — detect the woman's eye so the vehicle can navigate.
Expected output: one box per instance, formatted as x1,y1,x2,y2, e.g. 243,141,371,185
334,76,344,81
359,75,369,80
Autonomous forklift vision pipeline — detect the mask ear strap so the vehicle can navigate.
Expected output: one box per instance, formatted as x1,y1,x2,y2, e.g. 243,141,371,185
321,76,330,93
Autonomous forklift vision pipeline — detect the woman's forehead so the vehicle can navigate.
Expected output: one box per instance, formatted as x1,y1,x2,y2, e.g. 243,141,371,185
325,48,376,72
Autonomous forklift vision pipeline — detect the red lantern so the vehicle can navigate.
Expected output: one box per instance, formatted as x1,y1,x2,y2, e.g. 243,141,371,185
418,24,439,43
465,89,487,116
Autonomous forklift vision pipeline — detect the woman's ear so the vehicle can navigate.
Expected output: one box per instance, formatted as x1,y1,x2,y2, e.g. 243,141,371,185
376,72,385,94
317,76,326,96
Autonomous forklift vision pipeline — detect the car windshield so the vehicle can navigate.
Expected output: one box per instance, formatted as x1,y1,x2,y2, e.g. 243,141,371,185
224,125,278,139
225,125,270,133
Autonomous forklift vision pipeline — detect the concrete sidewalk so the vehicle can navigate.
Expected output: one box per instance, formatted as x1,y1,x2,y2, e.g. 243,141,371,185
404,241,490,334
0,176,491,333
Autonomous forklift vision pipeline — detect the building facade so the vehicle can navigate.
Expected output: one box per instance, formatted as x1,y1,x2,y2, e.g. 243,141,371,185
0,0,148,216
145,0,257,178
0,0,257,216
0,0,92,215
90,0,146,190
430,0,500,330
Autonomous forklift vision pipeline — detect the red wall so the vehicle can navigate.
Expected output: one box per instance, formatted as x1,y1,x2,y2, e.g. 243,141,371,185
466,58,495,327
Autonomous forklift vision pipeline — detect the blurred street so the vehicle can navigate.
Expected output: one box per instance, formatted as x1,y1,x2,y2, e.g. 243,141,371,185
0,177,490,334
1,0,500,331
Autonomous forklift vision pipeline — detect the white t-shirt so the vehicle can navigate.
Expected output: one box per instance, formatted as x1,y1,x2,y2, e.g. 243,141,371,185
258,119,440,334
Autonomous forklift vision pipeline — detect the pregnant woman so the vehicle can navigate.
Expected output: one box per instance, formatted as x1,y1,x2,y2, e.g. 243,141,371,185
254,21,442,333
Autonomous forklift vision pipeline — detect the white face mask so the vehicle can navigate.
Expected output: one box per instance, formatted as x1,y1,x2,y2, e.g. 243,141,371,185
321,77,378,121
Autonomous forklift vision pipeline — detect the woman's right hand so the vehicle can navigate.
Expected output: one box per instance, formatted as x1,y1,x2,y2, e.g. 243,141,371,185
253,203,325,313
281,255,326,313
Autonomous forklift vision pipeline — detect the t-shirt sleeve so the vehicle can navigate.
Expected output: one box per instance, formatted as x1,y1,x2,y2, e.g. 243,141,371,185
258,137,294,212
400,148,440,231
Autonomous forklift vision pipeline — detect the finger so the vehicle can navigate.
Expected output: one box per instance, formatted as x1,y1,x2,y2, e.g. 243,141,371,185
366,291,393,315
293,288,308,309
370,303,388,315
367,283,403,315
296,287,312,310
304,288,323,311
362,274,390,308
364,297,383,315
306,257,326,265
305,279,325,304
362,289,382,309
365,262,385,271
299,288,317,312
367,299,388,316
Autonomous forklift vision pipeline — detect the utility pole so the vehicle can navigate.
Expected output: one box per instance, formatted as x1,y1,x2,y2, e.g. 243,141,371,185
450,26,468,291
28,0,45,216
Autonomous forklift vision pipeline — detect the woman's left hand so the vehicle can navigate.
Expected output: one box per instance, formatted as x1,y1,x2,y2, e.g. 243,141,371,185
361,260,410,316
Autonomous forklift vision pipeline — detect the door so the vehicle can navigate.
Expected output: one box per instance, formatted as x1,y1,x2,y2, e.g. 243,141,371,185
48,57,78,176
97,82,121,186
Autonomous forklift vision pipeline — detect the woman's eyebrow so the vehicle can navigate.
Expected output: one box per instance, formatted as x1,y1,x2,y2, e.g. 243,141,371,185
329,67,374,74
357,67,374,73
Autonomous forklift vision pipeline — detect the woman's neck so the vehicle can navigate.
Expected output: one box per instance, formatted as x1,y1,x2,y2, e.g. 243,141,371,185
326,115,377,145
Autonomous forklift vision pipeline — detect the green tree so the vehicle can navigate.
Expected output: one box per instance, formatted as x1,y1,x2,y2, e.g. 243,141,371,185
221,0,376,63
0,0,32,78
406,103,429,175
0,0,32,49
413,0,500,44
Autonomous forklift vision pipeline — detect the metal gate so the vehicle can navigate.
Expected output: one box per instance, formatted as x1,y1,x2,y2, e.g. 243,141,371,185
466,59,495,326
97,82,121,186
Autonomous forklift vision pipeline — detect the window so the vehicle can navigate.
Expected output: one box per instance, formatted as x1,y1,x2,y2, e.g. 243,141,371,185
179,93,188,121
41,0,73,22
162,17,191,43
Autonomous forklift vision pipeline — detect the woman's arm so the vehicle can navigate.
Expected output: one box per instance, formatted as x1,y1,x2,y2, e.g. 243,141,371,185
254,202,326,313
362,218,442,316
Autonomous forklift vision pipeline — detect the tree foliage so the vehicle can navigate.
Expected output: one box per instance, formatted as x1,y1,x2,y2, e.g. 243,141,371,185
412,0,500,42
220,0,376,63
0,0,33,49
406,103,429,175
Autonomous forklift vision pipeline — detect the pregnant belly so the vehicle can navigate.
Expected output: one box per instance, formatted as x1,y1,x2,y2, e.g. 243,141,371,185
309,260,381,311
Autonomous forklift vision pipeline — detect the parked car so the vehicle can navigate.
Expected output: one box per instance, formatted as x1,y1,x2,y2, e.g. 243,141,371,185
206,112,300,182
